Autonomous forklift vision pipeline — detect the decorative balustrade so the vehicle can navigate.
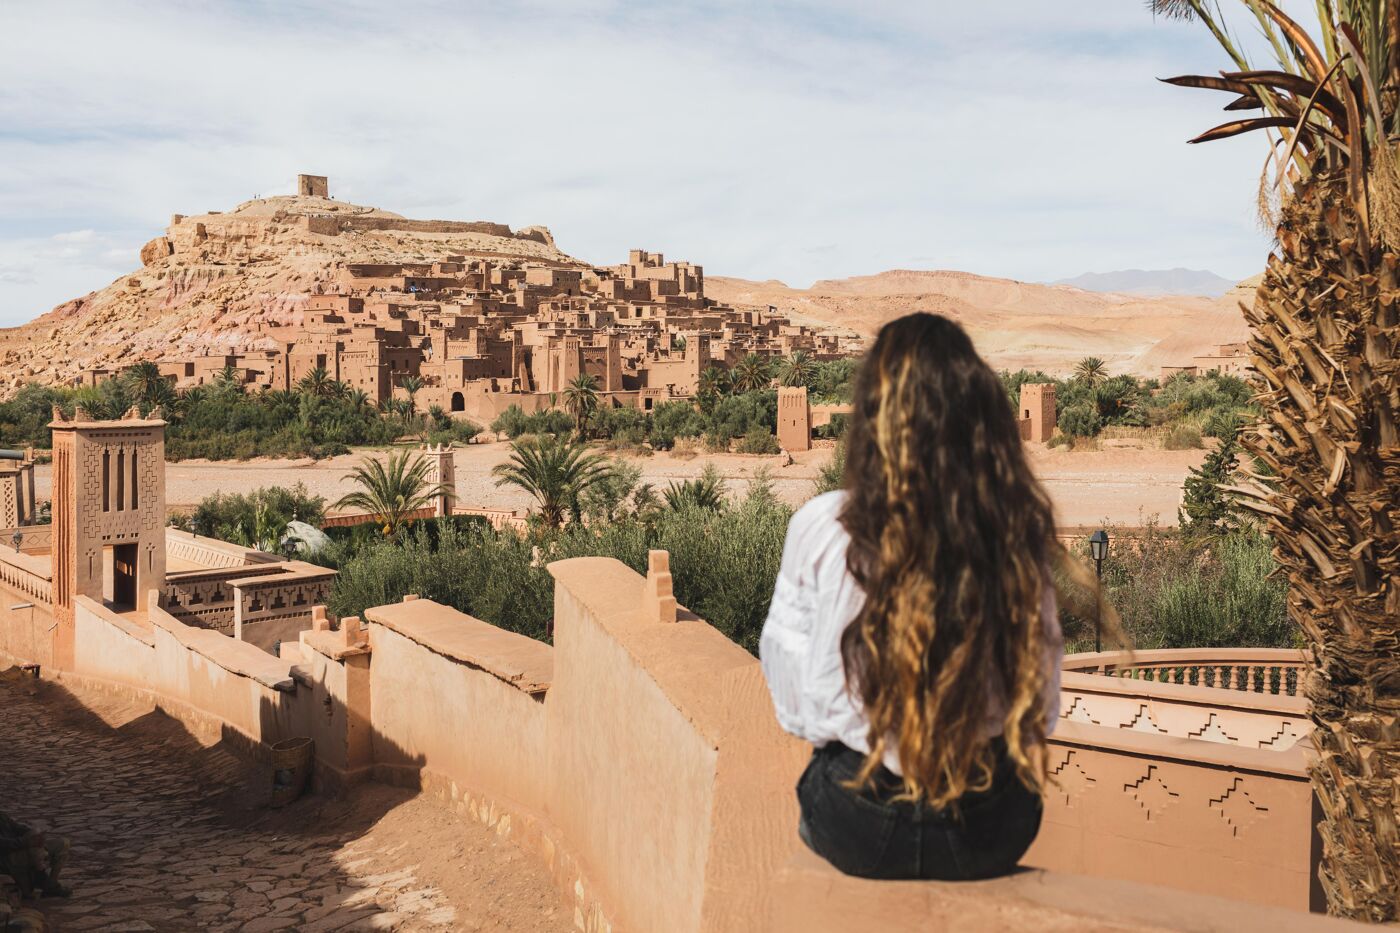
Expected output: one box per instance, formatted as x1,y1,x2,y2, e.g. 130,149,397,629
1063,648,1309,698
0,549,52,604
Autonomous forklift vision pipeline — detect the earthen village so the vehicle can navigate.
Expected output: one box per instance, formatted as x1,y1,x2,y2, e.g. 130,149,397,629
94,175,859,427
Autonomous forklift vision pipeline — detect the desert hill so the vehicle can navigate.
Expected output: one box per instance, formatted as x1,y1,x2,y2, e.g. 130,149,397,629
705,270,1256,377
0,189,583,391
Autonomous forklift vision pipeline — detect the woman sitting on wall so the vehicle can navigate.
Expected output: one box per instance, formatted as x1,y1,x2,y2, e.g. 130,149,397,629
760,312,1110,881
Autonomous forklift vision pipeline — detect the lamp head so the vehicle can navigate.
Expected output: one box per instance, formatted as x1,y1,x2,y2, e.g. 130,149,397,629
1089,529,1109,562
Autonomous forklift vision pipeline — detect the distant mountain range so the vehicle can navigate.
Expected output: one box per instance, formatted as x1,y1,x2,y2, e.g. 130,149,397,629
705,268,1251,378
1052,268,1237,298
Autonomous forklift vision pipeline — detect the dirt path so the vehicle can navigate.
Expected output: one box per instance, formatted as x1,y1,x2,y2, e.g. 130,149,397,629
27,440,1206,528
0,668,572,932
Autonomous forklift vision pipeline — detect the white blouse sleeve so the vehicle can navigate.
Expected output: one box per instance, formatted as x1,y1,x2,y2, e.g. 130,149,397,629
759,508,823,743
1041,583,1064,735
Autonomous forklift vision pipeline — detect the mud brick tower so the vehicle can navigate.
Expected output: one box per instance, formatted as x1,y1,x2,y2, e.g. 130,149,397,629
777,386,812,452
423,443,456,518
50,406,167,666
1018,383,1057,443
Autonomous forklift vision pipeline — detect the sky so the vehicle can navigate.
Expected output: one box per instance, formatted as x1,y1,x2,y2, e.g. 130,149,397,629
0,0,1289,326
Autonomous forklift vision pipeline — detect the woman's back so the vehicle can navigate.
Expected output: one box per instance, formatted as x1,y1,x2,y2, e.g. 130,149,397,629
760,489,1062,777
758,312,1068,880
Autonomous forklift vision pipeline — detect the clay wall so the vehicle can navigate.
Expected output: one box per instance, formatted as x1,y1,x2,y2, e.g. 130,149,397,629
363,601,551,815
0,555,1350,932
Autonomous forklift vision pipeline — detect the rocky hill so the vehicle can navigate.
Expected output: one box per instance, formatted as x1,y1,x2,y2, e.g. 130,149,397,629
0,189,582,392
705,270,1256,377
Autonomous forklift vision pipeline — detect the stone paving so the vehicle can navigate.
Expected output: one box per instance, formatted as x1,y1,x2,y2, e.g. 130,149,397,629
0,669,573,932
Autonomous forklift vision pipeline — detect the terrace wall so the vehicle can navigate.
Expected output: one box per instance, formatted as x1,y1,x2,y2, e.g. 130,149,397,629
0,559,1351,932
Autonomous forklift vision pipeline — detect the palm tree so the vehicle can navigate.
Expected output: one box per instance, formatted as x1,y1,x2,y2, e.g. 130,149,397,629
1154,2,1400,918
347,388,371,412
563,373,600,436
492,434,612,528
399,375,424,417
214,365,242,392
1073,356,1108,387
327,379,351,401
298,367,333,398
121,361,166,405
179,386,208,415
333,450,447,537
663,466,726,512
778,351,816,388
698,366,731,398
732,353,772,393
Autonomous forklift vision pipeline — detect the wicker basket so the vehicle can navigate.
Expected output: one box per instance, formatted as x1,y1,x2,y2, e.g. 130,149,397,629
269,737,314,808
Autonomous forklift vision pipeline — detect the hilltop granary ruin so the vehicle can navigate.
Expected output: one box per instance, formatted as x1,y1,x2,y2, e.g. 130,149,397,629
0,410,1342,932
75,175,861,423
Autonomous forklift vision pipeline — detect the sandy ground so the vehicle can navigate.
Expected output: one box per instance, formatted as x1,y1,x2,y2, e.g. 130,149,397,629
29,440,1205,528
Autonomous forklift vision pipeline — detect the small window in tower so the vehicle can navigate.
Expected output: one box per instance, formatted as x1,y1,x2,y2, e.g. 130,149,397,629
131,450,139,509
115,450,125,511
101,450,110,512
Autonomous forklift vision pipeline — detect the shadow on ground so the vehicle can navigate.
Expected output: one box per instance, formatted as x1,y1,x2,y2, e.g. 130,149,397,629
0,667,572,933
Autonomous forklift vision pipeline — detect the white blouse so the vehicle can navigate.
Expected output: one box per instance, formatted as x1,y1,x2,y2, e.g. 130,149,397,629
759,491,1063,775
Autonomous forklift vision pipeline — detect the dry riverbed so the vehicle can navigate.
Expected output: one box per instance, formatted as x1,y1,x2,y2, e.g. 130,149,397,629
28,440,1206,528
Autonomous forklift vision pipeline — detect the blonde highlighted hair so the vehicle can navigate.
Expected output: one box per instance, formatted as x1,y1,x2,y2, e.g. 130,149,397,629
838,313,1112,807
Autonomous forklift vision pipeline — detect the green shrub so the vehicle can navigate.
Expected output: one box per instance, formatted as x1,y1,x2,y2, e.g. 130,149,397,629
330,478,793,653
1061,525,1293,651
426,418,482,448
1164,424,1204,450
737,425,780,454
815,440,846,494
184,484,326,551
1058,403,1102,438
647,401,707,449
490,405,571,438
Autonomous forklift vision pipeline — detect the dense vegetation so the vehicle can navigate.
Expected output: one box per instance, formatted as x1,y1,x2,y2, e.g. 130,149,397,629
0,364,472,460
172,484,326,552
487,355,857,452
325,466,790,651
306,422,1294,656
1000,363,1256,448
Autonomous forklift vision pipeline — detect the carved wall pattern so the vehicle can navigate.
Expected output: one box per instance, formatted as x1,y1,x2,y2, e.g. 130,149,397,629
0,479,17,528
1040,739,1312,903
0,526,53,551
236,578,332,625
1059,691,1307,750
78,433,162,545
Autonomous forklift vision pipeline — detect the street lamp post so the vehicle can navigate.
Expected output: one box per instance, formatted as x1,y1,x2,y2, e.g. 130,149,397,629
1088,529,1109,653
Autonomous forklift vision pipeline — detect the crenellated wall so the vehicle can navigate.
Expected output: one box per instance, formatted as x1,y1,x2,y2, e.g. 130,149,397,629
0,556,1354,933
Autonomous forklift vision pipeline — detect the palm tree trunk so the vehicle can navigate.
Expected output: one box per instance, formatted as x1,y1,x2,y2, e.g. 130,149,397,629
1242,170,1400,921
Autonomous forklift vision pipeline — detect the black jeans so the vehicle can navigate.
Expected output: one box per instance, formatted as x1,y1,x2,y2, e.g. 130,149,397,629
796,740,1043,880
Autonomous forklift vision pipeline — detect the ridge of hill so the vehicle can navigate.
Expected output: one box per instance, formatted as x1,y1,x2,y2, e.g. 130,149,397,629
1052,267,1236,298
704,269,1256,377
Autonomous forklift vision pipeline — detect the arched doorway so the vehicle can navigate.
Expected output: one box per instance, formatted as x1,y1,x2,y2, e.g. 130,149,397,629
450,391,465,412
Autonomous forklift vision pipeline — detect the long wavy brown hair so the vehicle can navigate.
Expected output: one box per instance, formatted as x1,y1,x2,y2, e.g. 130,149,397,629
838,312,1071,807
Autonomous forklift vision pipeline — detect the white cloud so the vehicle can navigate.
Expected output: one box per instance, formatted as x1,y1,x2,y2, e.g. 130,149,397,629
0,0,1281,325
